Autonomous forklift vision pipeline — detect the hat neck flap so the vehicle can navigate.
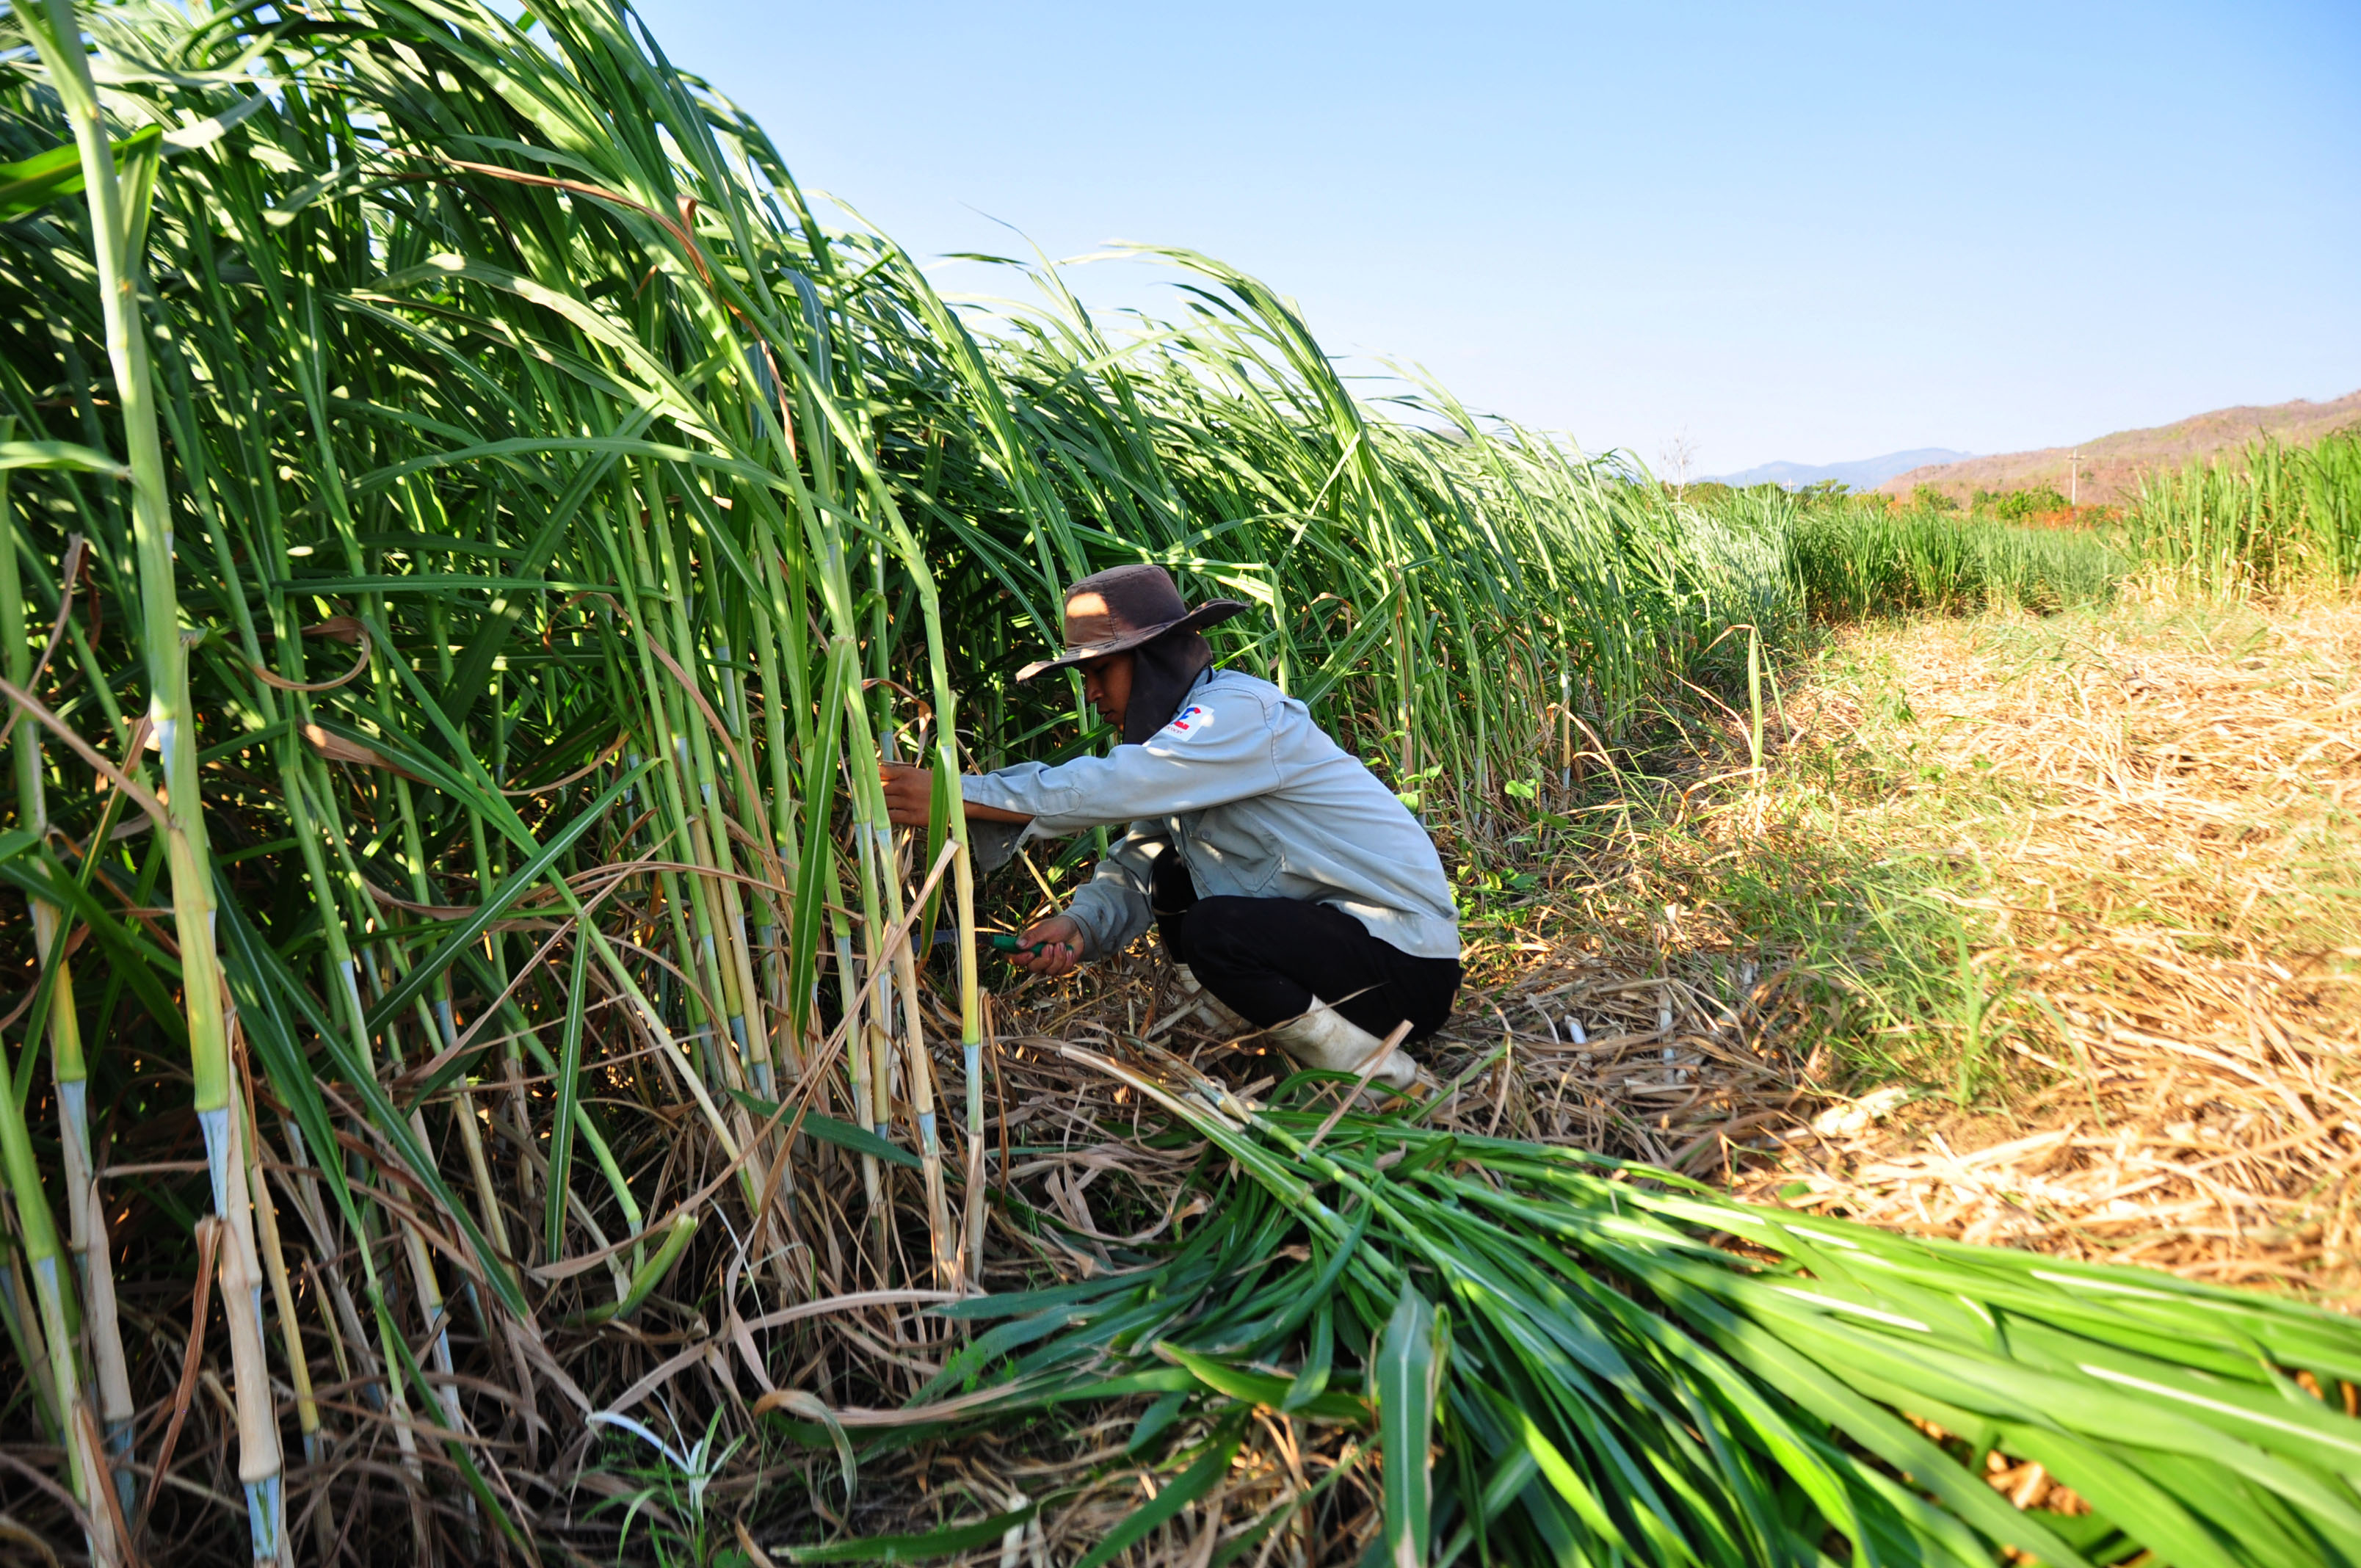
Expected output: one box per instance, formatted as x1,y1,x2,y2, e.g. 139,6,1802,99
1122,631,1214,746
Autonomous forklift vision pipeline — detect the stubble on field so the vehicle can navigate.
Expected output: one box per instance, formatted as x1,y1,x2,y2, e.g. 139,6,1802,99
1729,596,2361,1295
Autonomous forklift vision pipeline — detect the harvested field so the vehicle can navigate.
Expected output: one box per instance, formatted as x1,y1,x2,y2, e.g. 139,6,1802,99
1730,598,2361,1292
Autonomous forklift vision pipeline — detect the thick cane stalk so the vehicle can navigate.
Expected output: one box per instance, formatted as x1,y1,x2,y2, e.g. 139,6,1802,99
953,839,985,1283
3,451,135,1519
0,938,106,1558
804,519,955,1284
18,5,284,1556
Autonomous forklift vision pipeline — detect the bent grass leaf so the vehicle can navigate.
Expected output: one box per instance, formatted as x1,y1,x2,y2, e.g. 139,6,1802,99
0,125,161,222
728,1090,921,1170
750,1387,857,1498
1376,1286,1443,1568
0,440,131,479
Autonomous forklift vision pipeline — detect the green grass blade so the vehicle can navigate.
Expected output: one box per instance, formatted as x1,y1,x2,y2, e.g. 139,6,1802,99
1377,1285,1443,1568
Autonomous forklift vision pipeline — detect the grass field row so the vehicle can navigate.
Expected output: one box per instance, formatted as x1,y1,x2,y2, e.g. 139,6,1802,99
1716,427,2361,623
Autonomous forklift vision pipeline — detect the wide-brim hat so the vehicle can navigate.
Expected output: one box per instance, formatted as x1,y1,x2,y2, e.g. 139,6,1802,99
1014,563,1248,682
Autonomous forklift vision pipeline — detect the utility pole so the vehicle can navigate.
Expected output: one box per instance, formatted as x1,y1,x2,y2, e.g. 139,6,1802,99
2070,449,2078,507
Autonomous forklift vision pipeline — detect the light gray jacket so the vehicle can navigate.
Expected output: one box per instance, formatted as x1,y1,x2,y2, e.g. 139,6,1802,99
960,669,1460,961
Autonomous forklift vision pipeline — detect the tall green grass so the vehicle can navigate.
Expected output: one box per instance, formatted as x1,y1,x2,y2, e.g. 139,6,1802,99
0,1,2354,1563
2126,429,2361,595
1763,491,2128,618
1719,426,2361,620
0,0,1780,1554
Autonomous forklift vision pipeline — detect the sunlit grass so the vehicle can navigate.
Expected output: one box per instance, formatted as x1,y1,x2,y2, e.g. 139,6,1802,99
0,1,2356,1562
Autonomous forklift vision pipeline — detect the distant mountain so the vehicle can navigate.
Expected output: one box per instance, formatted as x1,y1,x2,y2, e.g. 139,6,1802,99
1876,391,2361,505
1708,449,1973,491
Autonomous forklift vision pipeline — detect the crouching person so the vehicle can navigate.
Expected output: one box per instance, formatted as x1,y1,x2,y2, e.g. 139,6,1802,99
880,565,1461,1089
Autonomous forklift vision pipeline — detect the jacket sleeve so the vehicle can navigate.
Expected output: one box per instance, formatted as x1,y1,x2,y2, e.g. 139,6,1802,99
1062,821,1168,959
959,690,1280,834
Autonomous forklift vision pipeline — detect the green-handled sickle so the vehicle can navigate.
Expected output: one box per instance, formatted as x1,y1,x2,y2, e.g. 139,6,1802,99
929,931,1056,955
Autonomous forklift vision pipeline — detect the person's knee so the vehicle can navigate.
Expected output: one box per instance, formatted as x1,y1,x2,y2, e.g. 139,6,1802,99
1172,898,1313,1026
1174,897,1260,979
1403,959,1463,1042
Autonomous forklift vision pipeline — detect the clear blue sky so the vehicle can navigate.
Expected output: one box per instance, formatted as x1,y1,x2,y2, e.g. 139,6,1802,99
634,0,2359,476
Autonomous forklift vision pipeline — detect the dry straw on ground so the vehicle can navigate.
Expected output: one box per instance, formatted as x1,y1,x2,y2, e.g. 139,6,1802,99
1730,598,2361,1294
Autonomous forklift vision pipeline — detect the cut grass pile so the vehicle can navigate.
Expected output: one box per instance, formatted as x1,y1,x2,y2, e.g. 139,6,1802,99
783,1040,2361,1568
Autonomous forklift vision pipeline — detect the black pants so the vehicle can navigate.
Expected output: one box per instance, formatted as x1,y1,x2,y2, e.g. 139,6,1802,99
1153,853,1461,1043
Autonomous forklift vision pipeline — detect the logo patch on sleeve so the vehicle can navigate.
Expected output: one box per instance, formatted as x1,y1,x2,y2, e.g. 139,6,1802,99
1164,703,1215,739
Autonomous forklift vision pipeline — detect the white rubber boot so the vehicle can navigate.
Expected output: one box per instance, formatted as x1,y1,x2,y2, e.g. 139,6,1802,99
1172,964,1252,1037
1266,997,1422,1091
